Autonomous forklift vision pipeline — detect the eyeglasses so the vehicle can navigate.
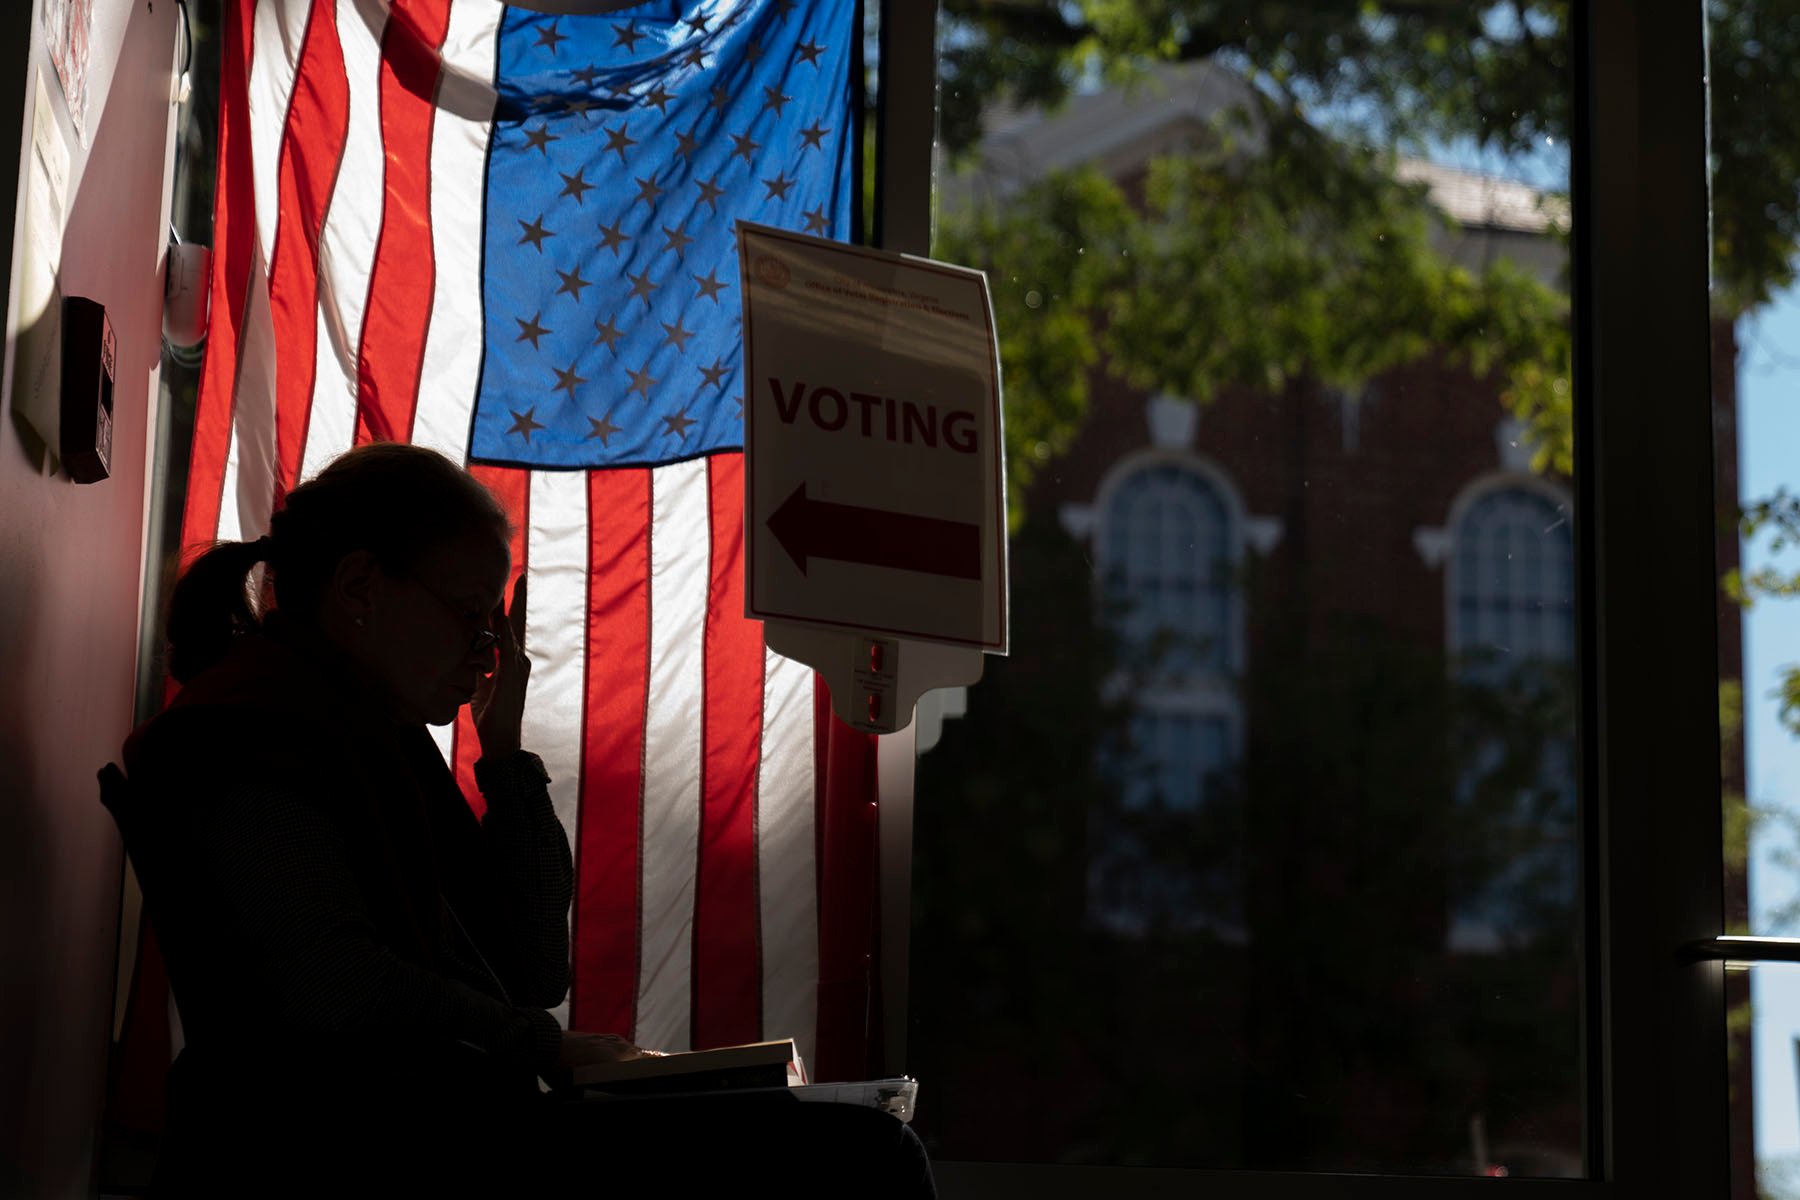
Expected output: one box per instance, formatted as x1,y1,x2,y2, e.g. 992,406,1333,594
412,578,500,654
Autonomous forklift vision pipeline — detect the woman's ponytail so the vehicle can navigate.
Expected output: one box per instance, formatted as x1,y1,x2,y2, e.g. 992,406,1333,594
164,538,272,684
162,442,510,685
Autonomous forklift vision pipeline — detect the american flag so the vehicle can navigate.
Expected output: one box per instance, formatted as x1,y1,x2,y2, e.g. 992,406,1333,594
154,0,881,1080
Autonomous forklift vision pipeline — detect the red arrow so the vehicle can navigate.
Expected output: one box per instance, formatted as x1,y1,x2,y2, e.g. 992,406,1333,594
767,484,982,580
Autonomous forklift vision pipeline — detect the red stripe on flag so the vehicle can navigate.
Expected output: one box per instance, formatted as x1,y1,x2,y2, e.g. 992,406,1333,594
570,468,652,1037
179,0,259,567
267,0,350,501
354,0,450,446
813,685,880,1081
452,465,530,819
690,454,765,1049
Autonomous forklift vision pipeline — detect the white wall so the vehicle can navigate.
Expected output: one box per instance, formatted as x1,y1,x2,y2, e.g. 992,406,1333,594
0,0,179,1194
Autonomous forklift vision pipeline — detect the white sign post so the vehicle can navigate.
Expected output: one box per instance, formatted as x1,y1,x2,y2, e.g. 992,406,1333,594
738,222,1008,733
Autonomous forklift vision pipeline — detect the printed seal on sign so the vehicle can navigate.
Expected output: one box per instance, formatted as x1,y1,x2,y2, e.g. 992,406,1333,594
753,254,791,290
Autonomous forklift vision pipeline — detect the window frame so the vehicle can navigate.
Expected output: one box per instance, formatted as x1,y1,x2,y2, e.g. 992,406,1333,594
880,0,1728,1195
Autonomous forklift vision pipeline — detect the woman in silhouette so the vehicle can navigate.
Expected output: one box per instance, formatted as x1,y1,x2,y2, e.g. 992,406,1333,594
121,442,931,1196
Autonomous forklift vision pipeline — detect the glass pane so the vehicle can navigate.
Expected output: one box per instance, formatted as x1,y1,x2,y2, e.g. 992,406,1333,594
911,1,1581,1175
1710,3,1800,1195
1735,963,1800,1199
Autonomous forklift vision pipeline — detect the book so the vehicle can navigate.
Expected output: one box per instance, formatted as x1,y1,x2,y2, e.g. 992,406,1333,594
571,1038,804,1096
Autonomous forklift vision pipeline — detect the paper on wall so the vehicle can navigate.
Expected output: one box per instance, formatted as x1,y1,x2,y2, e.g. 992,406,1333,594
14,70,71,468
40,0,93,145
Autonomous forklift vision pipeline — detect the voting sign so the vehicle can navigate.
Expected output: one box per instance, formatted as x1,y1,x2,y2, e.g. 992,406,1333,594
739,222,1008,652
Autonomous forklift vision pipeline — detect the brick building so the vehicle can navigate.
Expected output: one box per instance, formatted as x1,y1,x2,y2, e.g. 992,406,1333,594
910,61,1747,1182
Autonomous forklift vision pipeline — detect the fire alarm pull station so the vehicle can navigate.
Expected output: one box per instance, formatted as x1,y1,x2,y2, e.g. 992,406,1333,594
59,296,113,484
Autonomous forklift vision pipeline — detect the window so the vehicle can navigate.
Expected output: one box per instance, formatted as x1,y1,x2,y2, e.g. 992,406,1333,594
889,1,1731,1193
909,0,1602,1178
1100,460,1239,679
1444,481,1577,952
1450,482,1576,682
1089,455,1246,935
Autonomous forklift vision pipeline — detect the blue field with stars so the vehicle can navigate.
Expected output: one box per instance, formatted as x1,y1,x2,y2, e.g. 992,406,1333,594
470,0,856,469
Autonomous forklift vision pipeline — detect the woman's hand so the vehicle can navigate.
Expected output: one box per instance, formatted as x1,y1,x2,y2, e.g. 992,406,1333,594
557,1030,646,1069
472,574,529,760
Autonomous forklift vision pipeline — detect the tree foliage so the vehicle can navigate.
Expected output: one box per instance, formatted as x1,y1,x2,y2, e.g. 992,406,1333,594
935,4,1591,515
938,2,1570,166
941,0,1800,306
942,149,1573,515
936,0,1800,506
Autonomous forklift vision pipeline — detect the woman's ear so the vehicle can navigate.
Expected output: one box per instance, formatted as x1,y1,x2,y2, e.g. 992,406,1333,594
327,548,383,628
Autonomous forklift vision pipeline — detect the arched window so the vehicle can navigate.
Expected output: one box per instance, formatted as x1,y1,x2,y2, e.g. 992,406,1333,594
1445,481,1576,951
1101,462,1235,678
1451,486,1574,677
1087,457,1246,937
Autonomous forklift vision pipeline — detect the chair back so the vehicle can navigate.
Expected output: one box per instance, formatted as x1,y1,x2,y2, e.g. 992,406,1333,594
96,763,219,1045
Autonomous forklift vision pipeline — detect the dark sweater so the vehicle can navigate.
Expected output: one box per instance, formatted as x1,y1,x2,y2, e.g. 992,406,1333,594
115,631,941,1199
120,629,571,1092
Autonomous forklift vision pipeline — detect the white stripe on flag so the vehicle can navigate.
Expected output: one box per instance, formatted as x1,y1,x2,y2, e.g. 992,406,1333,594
222,250,280,542
221,0,308,546
412,0,501,464
299,0,388,482
217,432,243,542
415,2,497,752
247,0,309,261
524,469,589,1029
635,459,710,1052
758,644,819,1069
